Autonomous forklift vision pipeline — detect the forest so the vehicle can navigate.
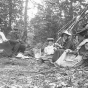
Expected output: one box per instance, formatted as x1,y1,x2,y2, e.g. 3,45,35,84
0,0,88,45
0,0,88,88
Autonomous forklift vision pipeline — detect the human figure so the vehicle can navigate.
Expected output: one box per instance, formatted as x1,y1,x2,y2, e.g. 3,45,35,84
0,29,8,43
77,39,88,67
54,24,88,67
0,29,13,56
76,24,88,49
52,30,76,63
76,24,88,67
44,38,56,55
8,28,26,57
39,38,56,64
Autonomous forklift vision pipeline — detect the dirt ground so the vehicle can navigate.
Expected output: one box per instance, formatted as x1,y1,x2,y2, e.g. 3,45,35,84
0,57,88,88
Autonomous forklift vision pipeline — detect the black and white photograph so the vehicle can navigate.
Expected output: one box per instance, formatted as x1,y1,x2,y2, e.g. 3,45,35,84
0,0,88,88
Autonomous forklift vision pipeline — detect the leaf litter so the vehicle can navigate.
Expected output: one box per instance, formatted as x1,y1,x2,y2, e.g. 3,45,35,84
0,57,88,88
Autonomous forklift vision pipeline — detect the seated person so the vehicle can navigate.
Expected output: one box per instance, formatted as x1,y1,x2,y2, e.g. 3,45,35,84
44,38,56,55
8,29,26,57
55,49,82,67
39,38,56,63
0,29,8,43
0,29,13,56
0,28,26,57
77,39,88,67
52,30,76,62
76,23,88,49
54,30,88,67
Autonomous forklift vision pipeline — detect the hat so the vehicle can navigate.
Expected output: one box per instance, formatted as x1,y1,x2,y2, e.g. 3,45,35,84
62,30,71,36
47,38,54,41
76,24,88,36
76,32,85,37
14,28,19,31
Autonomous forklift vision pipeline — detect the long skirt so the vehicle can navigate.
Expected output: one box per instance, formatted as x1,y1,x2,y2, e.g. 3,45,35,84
55,50,82,67
0,41,13,56
52,49,64,62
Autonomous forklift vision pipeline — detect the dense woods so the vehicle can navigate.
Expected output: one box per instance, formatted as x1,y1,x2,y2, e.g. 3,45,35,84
0,0,88,88
0,0,88,44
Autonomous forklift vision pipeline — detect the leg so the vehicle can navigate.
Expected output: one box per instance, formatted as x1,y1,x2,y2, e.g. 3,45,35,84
18,44,26,54
81,58,88,67
52,49,64,62
13,42,20,55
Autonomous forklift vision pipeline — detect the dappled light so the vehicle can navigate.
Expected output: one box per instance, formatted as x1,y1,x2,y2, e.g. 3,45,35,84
0,0,88,88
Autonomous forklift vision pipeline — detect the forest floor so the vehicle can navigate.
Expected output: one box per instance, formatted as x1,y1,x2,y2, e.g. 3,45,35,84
0,57,88,88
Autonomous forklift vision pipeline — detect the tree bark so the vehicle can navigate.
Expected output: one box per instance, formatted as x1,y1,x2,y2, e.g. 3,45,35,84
23,0,28,42
8,0,12,28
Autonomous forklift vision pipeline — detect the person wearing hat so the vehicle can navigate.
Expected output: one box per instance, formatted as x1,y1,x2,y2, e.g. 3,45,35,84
8,28,20,41
39,38,57,65
7,28,26,57
61,30,75,49
76,39,88,67
76,23,88,49
77,23,88,39
52,30,76,63
54,24,88,67
44,38,55,55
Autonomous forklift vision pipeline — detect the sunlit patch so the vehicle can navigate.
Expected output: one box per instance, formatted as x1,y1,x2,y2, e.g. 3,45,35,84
26,0,44,20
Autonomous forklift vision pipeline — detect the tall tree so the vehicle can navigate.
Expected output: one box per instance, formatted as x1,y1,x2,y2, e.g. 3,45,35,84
30,0,87,44
0,0,23,35
0,0,24,29
22,0,28,42
8,0,12,28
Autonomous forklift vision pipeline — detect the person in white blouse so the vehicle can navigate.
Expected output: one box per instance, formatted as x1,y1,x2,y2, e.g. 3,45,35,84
40,38,56,62
0,29,8,43
44,38,56,55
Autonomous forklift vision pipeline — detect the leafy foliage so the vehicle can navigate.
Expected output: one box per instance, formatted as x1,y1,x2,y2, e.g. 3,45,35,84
0,0,24,31
30,0,87,44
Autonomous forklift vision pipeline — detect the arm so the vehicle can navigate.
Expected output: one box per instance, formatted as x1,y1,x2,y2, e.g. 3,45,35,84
77,39,88,50
54,43,63,48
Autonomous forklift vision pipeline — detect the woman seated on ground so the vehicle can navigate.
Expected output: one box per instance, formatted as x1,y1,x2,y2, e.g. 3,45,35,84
0,29,13,56
40,38,56,61
44,38,56,56
77,39,88,67
52,30,76,63
55,38,88,67
34,38,57,64
55,50,82,67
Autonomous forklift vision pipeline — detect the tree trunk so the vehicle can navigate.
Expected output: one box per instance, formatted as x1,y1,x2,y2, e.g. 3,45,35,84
8,0,12,28
23,0,28,42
